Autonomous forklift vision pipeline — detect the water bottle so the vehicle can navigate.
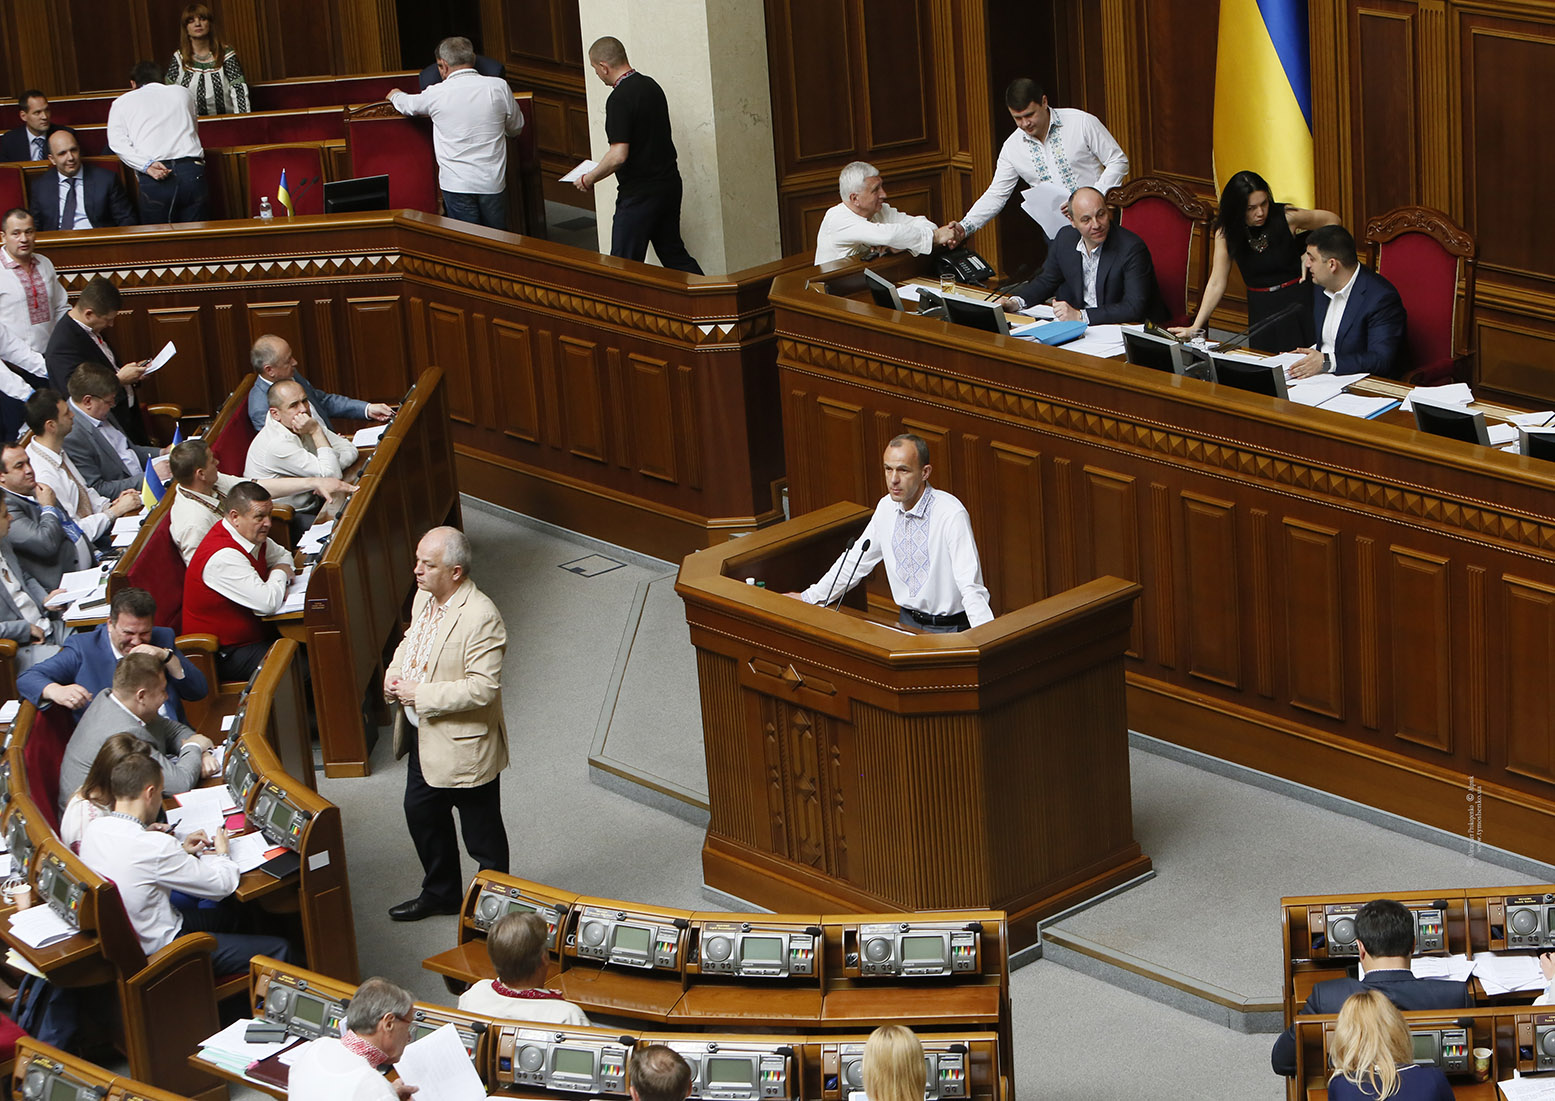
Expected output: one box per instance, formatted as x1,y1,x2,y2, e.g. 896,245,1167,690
258,197,273,220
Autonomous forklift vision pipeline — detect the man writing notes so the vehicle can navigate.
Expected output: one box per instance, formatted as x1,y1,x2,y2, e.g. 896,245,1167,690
1285,225,1408,379
384,527,509,922
997,186,1167,324
576,36,703,274
815,161,958,265
387,36,522,232
790,434,992,633
952,78,1129,243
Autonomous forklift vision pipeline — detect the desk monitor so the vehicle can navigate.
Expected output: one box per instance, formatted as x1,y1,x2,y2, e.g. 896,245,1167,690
943,295,1009,336
1413,402,1490,445
1211,354,1290,400
653,1040,795,1101
1521,428,1555,460
863,269,904,311
493,1025,631,1095
1122,328,1180,374
322,174,390,214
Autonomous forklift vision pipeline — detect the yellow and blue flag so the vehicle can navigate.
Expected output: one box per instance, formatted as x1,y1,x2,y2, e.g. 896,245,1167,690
277,169,295,217
1212,0,1314,208
140,456,165,511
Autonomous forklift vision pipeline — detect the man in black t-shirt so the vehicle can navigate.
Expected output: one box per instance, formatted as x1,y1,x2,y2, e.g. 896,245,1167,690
573,36,703,275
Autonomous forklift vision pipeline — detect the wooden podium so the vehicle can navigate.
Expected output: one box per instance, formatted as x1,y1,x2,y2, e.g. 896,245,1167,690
676,503,1153,951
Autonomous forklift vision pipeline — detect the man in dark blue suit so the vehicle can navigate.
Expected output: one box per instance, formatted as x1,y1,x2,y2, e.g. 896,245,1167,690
1287,224,1408,379
30,130,136,231
0,91,58,164
998,186,1167,325
17,586,206,722
1271,899,1472,1076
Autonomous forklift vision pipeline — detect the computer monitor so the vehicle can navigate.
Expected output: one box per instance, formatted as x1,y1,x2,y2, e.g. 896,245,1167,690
1521,428,1555,460
943,295,1009,335
1122,328,1181,374
863,269,904,311
1210,354,1290,399
1413,402,1490,445
322,175,391,214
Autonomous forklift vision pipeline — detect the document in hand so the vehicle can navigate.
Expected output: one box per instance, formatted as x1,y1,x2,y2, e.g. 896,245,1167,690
142,341,176,377
560,159,598,184
1020,182,1071,237
394,1023,486,1101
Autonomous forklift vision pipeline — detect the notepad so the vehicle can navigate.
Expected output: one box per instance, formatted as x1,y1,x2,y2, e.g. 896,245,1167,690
9,904,75,948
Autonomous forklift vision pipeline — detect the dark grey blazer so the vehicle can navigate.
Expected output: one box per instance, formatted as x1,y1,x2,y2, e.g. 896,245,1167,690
63,407,157,497
57,687,203,815
2,487,77,590
0,541,50,643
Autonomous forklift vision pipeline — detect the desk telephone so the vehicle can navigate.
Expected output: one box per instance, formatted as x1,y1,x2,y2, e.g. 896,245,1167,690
937,248,994,287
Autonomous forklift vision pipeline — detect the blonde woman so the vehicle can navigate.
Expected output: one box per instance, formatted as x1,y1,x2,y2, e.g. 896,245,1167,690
1327,989,1454,1100
862,1025,923,1101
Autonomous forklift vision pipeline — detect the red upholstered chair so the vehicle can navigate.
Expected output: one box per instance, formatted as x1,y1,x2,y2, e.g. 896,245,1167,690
1108,176,1214,329
0,165,26,209
345,102,437,214
209,393,258,476
18,702,74,834
245,144,327,217
1364,205,1477,387
125,513,188,633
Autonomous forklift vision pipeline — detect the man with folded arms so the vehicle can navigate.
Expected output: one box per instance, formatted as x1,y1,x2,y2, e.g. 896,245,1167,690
183,481,294,681
246,379,358,535
169,438,353,564
815,161,958,265
19,586,205,720
0,441,77,588
287,977,418,1101
24,390,141,557
58,651,215,815
997,186,1167,324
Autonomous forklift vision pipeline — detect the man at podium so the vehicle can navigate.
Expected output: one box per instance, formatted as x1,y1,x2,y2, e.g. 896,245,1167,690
790,434,993,632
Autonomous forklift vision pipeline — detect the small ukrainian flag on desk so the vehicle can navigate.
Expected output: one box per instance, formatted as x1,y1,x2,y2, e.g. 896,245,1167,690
277,169,295,217
1213,0,1314,208
140,456,165,511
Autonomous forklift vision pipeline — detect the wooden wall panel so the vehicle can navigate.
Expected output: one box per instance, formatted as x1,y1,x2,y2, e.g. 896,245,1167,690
1503,574,1555,784
425,304,473,425
1283,521,1345,720
1388,547,1452,753
483,0,589,206
813,397,871,508
557,336,606,463
1081,466,1142,657
1353,4,1420,215
490,319,538,443
629,355,677,483
859,0,936,151
987,442,1046,610
1182,493,1241,689
344,296,408,400
1138,1,1216,185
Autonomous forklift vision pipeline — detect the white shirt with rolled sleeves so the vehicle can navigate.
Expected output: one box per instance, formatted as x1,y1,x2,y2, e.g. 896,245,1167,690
799,486,993,627
78,812,239,956
202,518,293,616
959,108,1129,237
815,201,937,265
106,83,202,173
388,68,523,195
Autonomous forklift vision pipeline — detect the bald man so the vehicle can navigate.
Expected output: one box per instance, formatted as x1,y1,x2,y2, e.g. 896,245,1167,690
384,526,509,922
245,378,358,535
245,334,393,432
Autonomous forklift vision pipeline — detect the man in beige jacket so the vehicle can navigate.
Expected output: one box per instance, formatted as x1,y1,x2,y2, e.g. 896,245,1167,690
384,525,508,921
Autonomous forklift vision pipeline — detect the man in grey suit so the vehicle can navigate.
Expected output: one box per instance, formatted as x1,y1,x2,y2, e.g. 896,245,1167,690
0,502,64,671
64,363,165,497
246,334,394,433
0,440,83,589
57,651,215,816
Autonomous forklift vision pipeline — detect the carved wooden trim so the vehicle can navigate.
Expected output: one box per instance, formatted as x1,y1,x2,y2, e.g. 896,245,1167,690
55,252,401,292
1107,174,1214,223
344,101,398,121
1364,204,1476,257
776,337,1555,556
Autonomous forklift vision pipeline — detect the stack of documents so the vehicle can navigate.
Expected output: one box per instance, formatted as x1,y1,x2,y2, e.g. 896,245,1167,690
1470,952,1548,996
1400,383,1475,413
297,520,334,554
9,904,74,948
1497,1073,1555,1098
46,567,111,622
1409,953,1476,982
227,832,290,873
111,513,144,549
166,786,240,841
278,566,313,615
198,1019,298,1078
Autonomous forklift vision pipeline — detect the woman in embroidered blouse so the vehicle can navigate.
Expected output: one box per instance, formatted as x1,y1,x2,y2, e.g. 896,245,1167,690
457,911,590,1025
60,733,155,853
166,3,250,116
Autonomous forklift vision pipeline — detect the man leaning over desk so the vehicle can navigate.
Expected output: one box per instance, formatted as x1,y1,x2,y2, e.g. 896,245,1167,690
997,186,1166,325
789,433,992,633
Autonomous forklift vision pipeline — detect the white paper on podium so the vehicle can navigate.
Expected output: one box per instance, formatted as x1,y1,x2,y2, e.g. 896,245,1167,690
1020,182,1070,237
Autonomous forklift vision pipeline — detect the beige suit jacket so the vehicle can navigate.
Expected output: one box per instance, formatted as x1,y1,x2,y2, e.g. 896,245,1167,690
387,578,508,788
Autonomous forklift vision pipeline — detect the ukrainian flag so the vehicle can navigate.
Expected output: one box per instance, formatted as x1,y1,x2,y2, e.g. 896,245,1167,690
277,169,295,217
1213,0,1314,209
141,456,165,511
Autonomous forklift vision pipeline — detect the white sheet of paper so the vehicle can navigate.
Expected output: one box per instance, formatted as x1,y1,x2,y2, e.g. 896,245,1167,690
298,520,335,551
1317,393,1400,419
560,159,597,184
112,514,144,536
1472,951,1548,995
9,904,74,947
278,566,313,614
352,424,388,447
1018,303,1057,320
1489,423,1520,447
1498,1073,1555,1099
0,700,18,724
394,1023,485,1101
227,831,281,873
1508,411,1555,427
1284,374,1351,407
1020,182,1071,237
46,567,103,608
200,1018,296,1061
142,341,176,377
1410,953,1475,982
1401,383,1475,412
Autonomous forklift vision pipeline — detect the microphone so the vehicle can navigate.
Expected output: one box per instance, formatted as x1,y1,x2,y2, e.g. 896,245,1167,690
817,537,855,610
828,538,872,610
1212,301,1304,353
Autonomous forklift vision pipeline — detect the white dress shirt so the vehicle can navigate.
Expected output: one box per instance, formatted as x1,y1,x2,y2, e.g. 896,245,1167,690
0,251,66,356
0,550,43,625
26,438,113,540
1317,265,1362,374
170,472,240,564
388,68,523,195
814,201,936,265
245,416,356,509
800,486,993,627
106,83,203,173
57,173,91,230
959,108,1130,236
287,1037,397,1101
70,399,140,476
78,812,238,956
201,518,292,615
457,982,591,1025
1077,236,1103,311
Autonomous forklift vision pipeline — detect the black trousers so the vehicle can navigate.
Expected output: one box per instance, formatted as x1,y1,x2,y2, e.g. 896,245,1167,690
216,636,272,683
610,181,703,274
403,736,508,906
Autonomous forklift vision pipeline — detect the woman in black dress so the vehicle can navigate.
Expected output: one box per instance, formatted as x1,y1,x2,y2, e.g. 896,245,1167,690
1172,170,1339,351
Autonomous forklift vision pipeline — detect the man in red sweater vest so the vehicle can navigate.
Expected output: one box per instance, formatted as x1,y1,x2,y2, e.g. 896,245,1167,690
183,480,294,680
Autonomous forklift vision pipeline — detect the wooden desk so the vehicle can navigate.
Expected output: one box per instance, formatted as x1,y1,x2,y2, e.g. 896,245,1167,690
774,255,1555,860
